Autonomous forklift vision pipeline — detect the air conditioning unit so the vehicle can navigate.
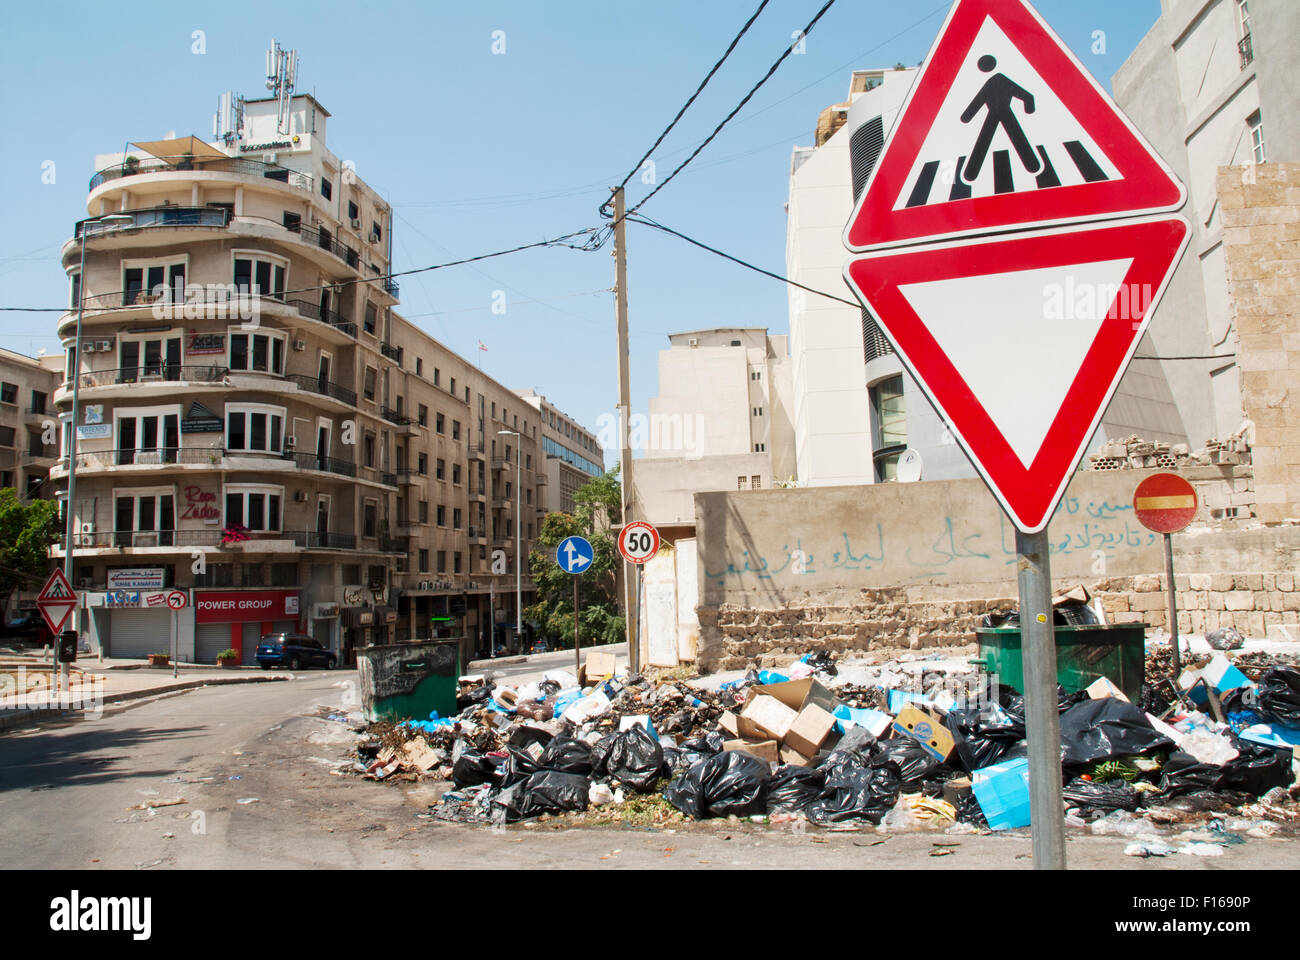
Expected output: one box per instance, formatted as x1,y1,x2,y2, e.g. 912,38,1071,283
369,230,381,244
133,532,159,548
688,337,699,347
349,218,361,229
293,490,308,502
80,522,95,535
96,340,112,352
285,435,296,450
293,339,306,351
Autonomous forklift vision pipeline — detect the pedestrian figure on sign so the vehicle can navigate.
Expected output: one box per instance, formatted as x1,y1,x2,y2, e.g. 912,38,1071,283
960,55,1041,183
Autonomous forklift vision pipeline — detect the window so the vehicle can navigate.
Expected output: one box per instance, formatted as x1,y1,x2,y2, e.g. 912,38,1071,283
282,211,301,232
233,252,287,300
418,453,428,475
115,406,181,464
272,563,296,587
754,443,765,452
0,382,15,405
1248,111,1266,164
452,464,462,485
437,551,447,573
321,177,333,200
452,420,461,441
453,508,462,529
870,375,907,482
226,404,285,454
730,339,741,347
113,490,176,546
417,404,428,426
69,272,81,309
123,258,185,305
372,221,382,242
418,500,429,523
751,370,762,381
753,407,764,417
363,366,377,402
363,432,375,468
450,377,456,396
453,552,462,574
363,501,377,538
30,390,47,415
433,368,440,386
751,476,762,490
419,549,429,573
436,458,445,480
435,413,445,435
364,302,377,335
736,476,746,490
224,485,283,533
0,427,15,447
229,330,286,376
415,358,423,377
119,333,182,382
436,505,446,526
348,200,359,221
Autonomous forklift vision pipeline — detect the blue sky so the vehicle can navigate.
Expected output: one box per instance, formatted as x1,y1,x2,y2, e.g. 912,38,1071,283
0,0,1160,465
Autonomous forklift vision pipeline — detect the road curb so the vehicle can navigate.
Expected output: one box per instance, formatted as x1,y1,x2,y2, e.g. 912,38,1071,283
0,674,290,735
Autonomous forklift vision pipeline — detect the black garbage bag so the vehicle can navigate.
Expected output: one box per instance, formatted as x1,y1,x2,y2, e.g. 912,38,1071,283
663,746,709,776
1058,698,1174,766
492,745,542,789
598,724,665,793
872,736,944,786
456,685,493,710
681,731,726,754
1254,667,1300,728
954,790,987,827
834,725,879,761
805,651,838,678
451,742,500,788
1062,776,1141,813
808,751,902,824
766,764,825,815
1055,601,1100,626
664,751,771,819
493,771,589,822
1002,684,1088,724
946,703,1026,773
1158,750,1225,797
1219,735,1294,795
538,737,594,776
507,725,554,750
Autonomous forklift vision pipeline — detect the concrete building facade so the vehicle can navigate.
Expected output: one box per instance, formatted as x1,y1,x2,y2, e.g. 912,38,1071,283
0,349,61,504
517,390,605,515
1113,0,1300,447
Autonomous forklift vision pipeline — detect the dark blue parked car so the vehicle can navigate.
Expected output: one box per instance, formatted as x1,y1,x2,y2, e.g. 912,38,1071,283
255,632,337,670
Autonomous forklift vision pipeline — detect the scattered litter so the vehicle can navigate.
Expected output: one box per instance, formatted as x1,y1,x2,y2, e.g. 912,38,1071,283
237,797,260,804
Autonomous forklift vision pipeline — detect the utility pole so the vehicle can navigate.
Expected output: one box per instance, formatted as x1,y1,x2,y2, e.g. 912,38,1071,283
612,187,639,674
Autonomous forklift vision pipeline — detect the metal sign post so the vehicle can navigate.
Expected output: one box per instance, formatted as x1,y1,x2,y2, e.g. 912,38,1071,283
556,535,595,676
1015,529,1066,870
573,576,581,675
1133,472,1198,678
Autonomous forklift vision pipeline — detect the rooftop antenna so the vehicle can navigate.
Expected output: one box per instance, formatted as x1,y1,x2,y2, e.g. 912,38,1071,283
265,39,298,136
212,91,245,146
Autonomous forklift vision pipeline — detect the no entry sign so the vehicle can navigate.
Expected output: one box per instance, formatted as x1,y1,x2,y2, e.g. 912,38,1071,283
1133,473,1198,534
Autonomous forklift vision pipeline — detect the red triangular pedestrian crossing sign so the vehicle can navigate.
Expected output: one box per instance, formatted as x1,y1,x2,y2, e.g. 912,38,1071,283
843,217,1190,532
845,0,1186,252
36,568,79,635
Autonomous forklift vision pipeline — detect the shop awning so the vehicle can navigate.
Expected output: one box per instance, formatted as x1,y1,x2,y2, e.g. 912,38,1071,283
130,135,228,163
373,605,397,624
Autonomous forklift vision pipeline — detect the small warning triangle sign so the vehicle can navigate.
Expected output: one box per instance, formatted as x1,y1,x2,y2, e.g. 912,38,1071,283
843,217,1190,532
36,568,79,635
845,0,1186,252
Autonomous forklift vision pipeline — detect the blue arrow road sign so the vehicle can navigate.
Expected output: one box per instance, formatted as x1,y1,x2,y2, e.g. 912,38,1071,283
556,536,594,575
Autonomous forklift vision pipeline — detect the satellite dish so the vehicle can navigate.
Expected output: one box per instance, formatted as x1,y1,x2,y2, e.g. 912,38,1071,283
897,448,923,483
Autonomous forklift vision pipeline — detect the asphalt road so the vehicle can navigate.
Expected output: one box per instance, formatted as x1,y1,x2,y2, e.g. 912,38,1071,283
2,674,1298,870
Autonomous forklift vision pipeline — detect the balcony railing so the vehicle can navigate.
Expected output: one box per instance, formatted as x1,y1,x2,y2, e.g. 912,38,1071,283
395,518,418,529
286,451,357,478
1240,32,1254,69
88,156,312,192
467,444,486,461
75,206,231,240
289,530,358,550
286,299,356,338
68,529,226,549
379,341,402,363
77,365,229,389
286,373,358,407
382,277,400,298
396,471,420,485
380,406,412,425
66,447,227,469
297,224,361,270
379,471,398,487
380,537,409,554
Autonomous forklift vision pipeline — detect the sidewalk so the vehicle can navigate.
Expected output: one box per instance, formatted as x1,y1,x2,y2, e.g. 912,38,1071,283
0,661,291,733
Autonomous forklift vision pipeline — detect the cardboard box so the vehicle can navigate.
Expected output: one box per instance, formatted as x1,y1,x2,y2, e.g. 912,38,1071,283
579,649,619,687
784,703,837,758
779,745,815,768
723,738,779,764
755,678,838,714
942,776,972,808
738,694,799,743
718,710,741,738
892,704,955,762
1086,677,1130,702
1179,655,1252,706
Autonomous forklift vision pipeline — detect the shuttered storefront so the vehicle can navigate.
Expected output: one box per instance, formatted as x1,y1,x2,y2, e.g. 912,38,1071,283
108,608,171,659
196,622,233,665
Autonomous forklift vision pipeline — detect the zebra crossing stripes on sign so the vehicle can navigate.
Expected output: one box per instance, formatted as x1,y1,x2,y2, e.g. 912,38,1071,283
844,0,1186,252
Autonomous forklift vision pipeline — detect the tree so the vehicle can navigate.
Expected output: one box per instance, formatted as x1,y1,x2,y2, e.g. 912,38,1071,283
527,467,624,648
0,489,61,617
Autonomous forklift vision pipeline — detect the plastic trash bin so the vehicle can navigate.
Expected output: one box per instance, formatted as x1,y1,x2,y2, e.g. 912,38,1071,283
974,624,1145,702
356,640,461,723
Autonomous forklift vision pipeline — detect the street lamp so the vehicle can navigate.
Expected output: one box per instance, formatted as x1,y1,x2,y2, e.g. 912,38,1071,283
62,213,132,680
498,429,522,653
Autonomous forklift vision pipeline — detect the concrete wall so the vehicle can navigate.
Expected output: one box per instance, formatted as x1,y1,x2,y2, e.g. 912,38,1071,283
693,466,1299,669
1219,161,1300,523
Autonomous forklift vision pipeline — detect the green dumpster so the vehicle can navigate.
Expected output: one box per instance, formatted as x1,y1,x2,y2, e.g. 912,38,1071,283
974,624,1146,703
356,640,461,723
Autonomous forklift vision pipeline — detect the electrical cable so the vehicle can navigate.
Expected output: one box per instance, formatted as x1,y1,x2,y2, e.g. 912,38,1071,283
602,0,772,216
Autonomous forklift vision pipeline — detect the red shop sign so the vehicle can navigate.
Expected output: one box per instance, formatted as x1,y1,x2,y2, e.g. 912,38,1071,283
195,590,300,623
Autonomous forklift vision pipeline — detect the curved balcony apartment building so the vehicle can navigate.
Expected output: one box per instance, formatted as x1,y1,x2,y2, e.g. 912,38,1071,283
52,94,551,664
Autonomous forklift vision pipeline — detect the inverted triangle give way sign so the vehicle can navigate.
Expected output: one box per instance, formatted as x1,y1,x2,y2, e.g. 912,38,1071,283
842,0,1190,534
844,0,1186,252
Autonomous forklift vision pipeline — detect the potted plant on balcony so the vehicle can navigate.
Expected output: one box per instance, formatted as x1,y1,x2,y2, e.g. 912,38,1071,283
122,154,140,175
148,652,170,668
216,649,240,669
221,523,250,547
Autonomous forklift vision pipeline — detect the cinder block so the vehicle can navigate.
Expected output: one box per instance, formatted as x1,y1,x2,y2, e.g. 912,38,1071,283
1224,591,1256,611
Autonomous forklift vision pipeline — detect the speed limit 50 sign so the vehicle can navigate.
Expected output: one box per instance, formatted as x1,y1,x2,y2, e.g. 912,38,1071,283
618,521,660,565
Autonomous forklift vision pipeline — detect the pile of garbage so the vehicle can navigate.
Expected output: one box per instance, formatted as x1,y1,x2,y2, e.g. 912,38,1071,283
344,647,1300,837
